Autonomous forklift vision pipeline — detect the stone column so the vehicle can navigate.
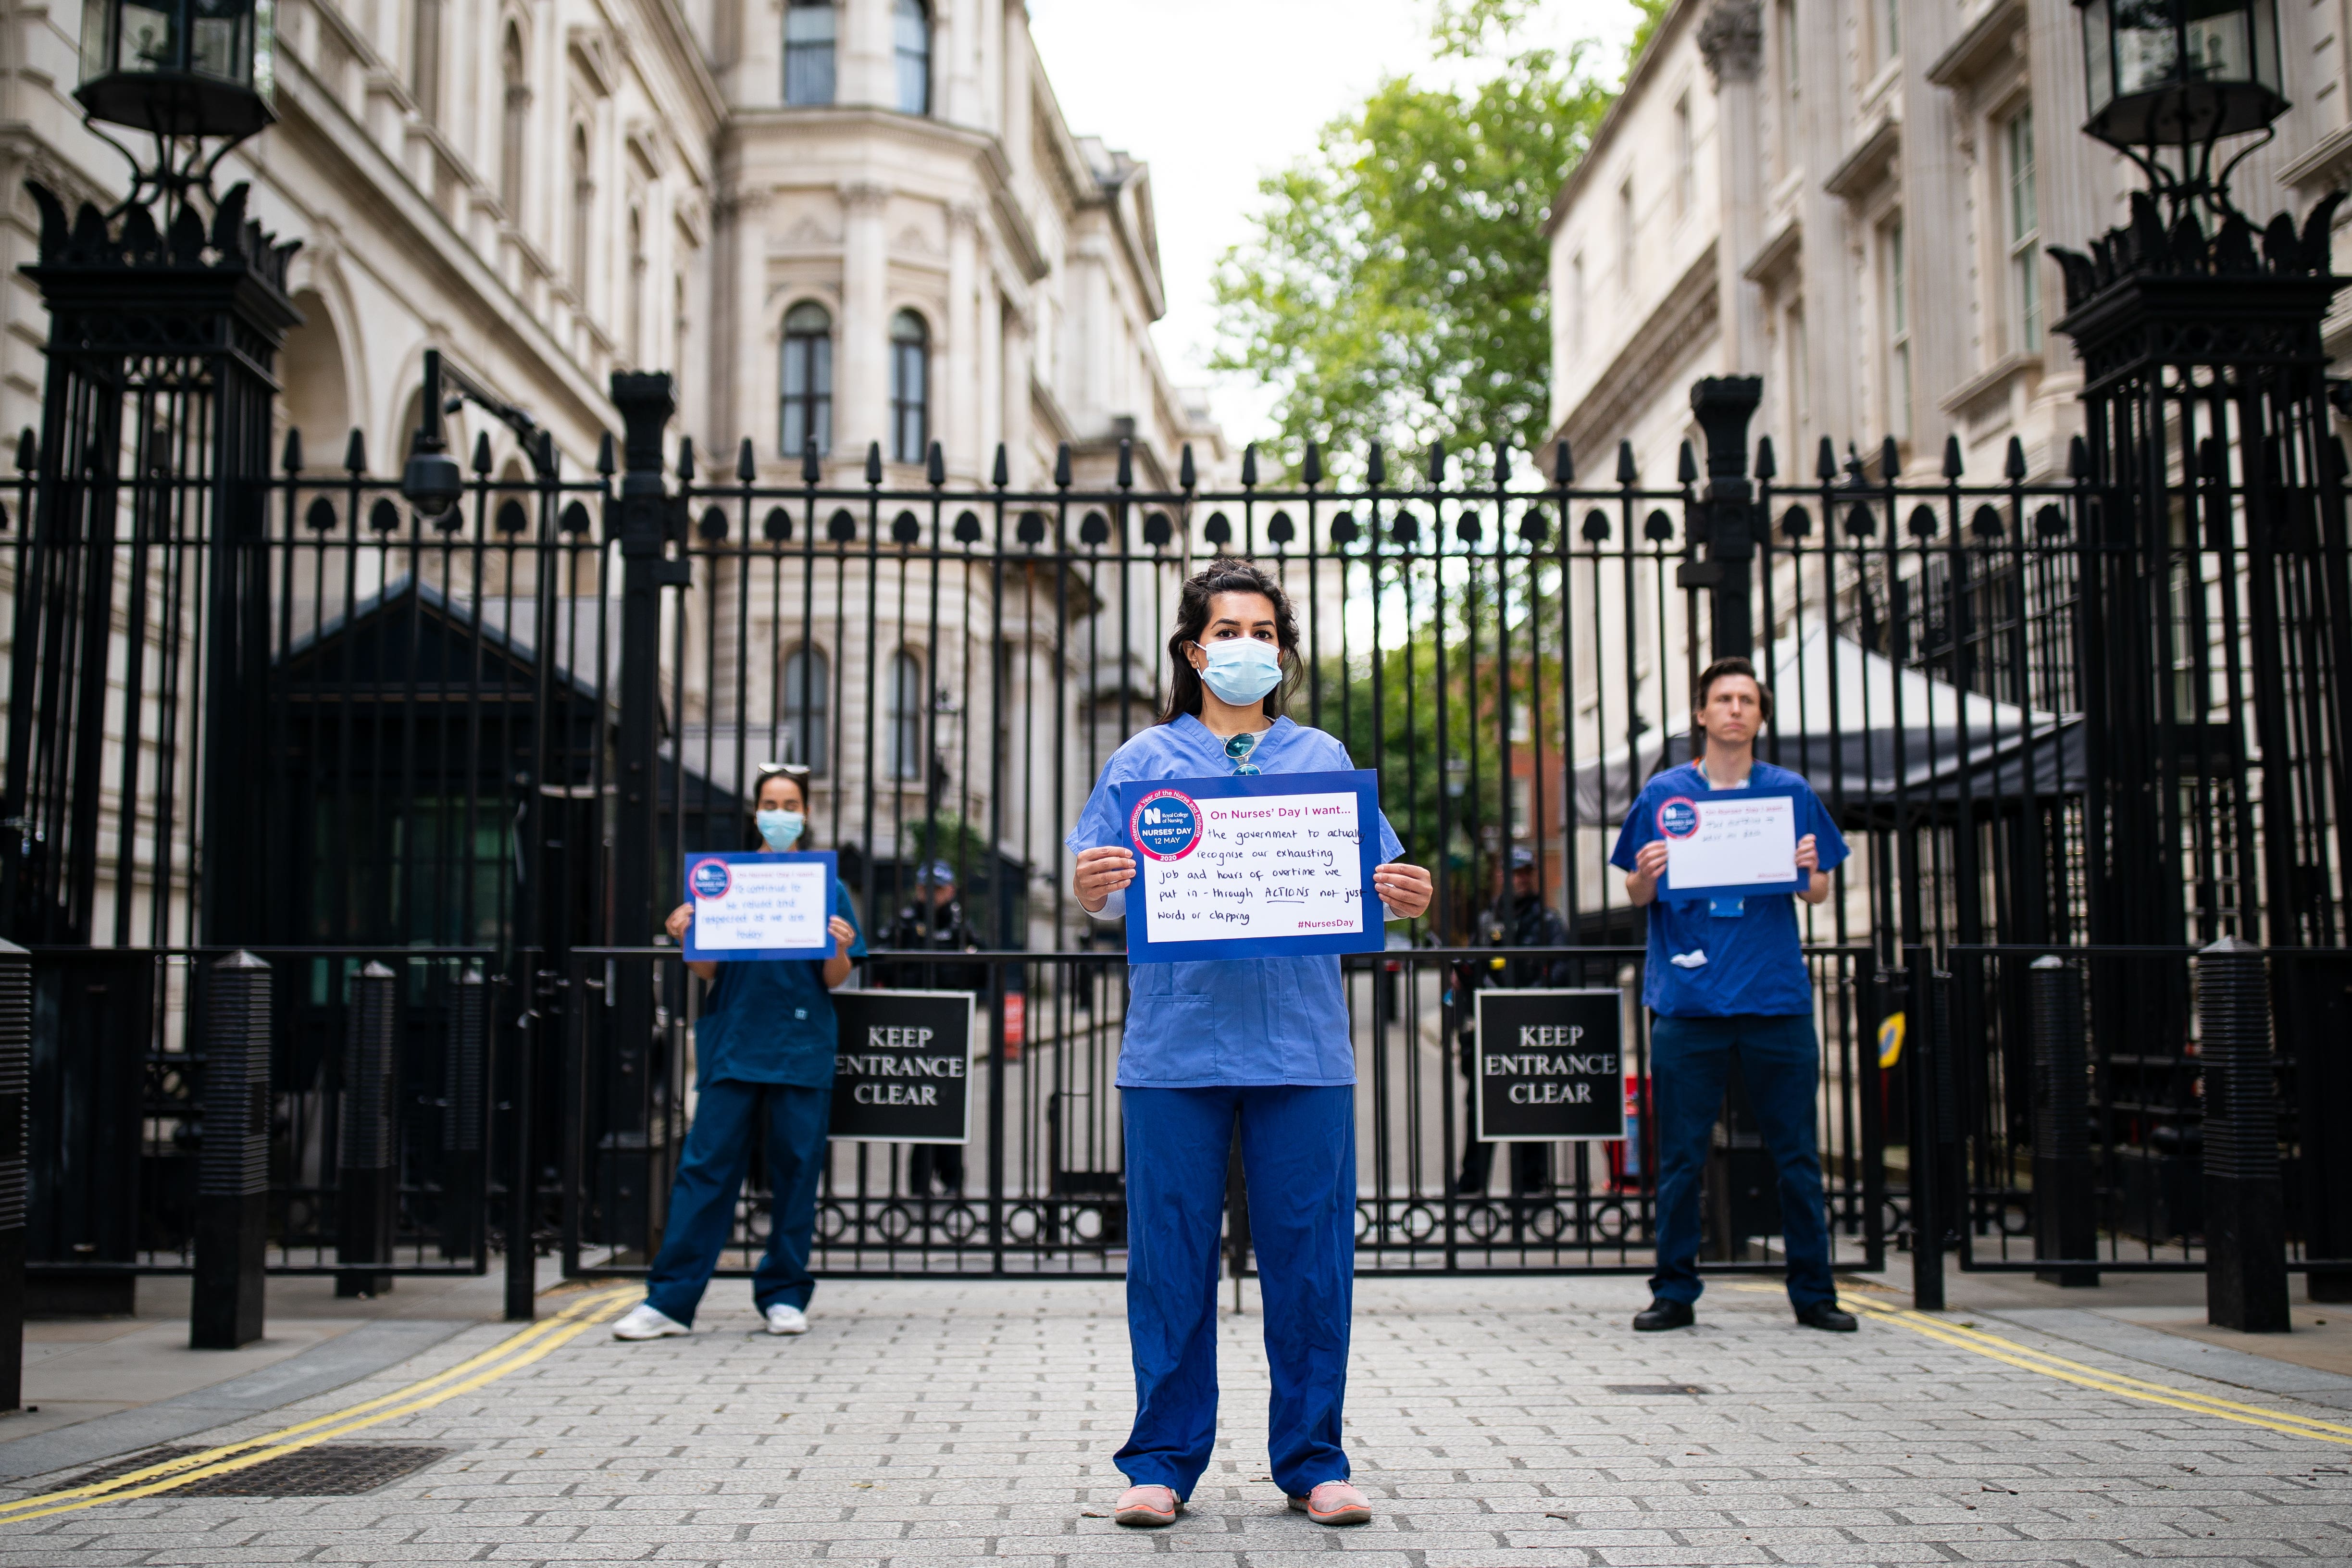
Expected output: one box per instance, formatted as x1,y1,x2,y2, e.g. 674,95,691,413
2026,0,2104,414
980,265,1005,461
948,201,981,478
729,189,771,464
1699,0,1767,376
1001,298,1032,486
838,180,892,466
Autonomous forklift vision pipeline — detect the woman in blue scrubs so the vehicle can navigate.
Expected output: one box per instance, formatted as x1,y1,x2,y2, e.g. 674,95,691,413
610,762,864,1342
1068,559,1432,1529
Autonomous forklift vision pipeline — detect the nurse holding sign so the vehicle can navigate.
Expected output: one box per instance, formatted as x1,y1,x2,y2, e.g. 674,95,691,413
1068,559,1431,1532
609,763,865,1346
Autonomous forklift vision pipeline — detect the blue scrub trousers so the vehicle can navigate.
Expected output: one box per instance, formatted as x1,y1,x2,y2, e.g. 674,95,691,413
644,1078,831,1325
1648,1013,1835,1311
1117,1084,1355,1501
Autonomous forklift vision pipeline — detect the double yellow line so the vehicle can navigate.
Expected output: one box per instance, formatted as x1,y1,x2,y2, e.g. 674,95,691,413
1820,1286,2352,1448
0,1284,638,1525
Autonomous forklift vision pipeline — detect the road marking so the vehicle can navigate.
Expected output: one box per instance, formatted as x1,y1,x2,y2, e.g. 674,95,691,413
0,1285,639,1524
1728,1281,2352,1446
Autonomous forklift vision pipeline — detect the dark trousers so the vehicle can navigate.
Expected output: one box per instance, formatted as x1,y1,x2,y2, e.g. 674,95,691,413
645,1079,831,1325
1116,1084,1355,1500
1456,1035,1551,1195
909,1144,963,1193
1648,1013,1835,1311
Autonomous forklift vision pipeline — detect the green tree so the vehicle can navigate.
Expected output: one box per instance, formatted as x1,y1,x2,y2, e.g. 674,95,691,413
1211,5,1628,472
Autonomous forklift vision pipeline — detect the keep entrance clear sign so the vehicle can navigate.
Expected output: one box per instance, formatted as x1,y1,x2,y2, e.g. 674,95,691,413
829,991,974,1144
1471,989,1627,1142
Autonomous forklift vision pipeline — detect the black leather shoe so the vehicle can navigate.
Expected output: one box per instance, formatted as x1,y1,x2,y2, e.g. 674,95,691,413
1796,1301,1859,1332
1632,1297,1694,1331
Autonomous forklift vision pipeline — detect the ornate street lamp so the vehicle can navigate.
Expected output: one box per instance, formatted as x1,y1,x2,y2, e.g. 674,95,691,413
2074,0,2286,213
74,0,277,211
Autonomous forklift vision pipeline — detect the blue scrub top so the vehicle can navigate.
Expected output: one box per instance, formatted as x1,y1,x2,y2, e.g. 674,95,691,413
1608,761,1847,1019
692,876,867,1089
1066,714,1405,1089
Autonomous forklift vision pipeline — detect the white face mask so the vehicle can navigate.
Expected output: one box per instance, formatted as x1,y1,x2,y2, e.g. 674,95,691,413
1193,638,1283,705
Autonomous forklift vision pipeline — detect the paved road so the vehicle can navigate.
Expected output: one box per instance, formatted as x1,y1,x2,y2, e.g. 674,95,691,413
1,1275,2346,1566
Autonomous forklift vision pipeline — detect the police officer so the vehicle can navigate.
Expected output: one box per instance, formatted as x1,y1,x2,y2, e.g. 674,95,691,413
888,860,983,1195
1454,846,1571,1196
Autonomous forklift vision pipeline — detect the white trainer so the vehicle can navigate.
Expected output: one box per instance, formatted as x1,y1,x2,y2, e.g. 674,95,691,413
610,1302,690,1340
763,1303,810,1336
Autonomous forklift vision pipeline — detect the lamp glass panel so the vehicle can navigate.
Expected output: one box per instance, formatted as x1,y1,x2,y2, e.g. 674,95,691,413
2250,0,2281,88
2112,0,2180,97
116,3,177,74
2183,0,2251,83
2082,0,2115,112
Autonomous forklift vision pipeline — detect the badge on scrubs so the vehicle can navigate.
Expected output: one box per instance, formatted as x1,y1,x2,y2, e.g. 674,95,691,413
1116,770,1387,963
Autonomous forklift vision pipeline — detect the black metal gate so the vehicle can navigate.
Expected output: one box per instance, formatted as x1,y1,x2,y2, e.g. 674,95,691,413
9,355,2349,1286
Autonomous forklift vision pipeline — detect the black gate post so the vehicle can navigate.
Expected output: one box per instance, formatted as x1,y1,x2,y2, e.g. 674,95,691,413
2027,955,2098,1287
441,967,486,1262
193,950,270,1347
2199,936,2290,1330
1900,953,1945,1309
1687,376,1764,660
0,939,27,1409
337,961,399,1297
606,373,676,1259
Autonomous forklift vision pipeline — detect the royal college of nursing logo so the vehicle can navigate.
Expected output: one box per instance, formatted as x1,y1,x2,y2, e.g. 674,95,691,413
689,859,733,899
1656,796,1700,839
1129,789,1204,861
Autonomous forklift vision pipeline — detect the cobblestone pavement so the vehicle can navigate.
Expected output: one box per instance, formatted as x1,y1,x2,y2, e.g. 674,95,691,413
1,1274,2347,1567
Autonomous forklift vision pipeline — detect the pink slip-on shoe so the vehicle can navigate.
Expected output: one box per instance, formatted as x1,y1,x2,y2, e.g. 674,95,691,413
1112,1484,1179,1527
1288,1480,1371,1525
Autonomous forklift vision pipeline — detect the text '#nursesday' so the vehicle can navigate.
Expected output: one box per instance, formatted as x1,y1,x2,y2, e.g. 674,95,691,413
1144,791,1366,942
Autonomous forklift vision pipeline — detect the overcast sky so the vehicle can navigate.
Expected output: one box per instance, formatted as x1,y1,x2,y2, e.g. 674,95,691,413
1025,0,1640,440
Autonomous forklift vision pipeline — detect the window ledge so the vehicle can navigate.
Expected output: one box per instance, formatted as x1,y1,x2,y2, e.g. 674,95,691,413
1939,350,2043,422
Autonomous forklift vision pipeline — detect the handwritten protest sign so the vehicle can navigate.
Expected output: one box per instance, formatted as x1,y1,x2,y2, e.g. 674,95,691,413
682,850,837,961
1117,770,1386,962
1656,788,1804,899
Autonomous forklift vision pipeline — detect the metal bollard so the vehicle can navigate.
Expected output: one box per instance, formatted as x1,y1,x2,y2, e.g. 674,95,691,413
2027,956,2098,1286
194,951,271,1348
440,969,486,1261
337,961,399,1297
0,940,29,1408
2198,936,2289,1331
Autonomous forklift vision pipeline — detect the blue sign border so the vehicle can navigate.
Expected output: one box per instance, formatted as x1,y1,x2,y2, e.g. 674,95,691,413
1657,784,1807,900
683,850,840,961
1117,770,1386,962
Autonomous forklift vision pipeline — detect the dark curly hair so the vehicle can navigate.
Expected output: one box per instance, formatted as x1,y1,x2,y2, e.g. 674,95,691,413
1158,558,1301,724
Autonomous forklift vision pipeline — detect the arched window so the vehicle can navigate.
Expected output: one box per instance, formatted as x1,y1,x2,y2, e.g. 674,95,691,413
889,310,928,464
894,0,931,115
781,646,831,775
780,302,833,459
888,650,926,781
569,123,593,296
498,24,528,213
785,0,836,106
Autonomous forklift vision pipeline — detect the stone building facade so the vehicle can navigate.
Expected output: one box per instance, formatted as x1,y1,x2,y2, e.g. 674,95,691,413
0,1,1222,949
0,0,1216,491
1546,0,2352,489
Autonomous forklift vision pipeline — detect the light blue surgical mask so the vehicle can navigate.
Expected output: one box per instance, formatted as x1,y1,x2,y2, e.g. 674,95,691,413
755,809,805,851
1194,638,1282,706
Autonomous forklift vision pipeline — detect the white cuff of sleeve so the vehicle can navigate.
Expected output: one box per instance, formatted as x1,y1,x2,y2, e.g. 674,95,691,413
1085,887,1126,921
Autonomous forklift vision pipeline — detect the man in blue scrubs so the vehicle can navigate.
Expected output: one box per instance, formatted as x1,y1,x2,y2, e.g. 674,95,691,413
1610,656,1858,1333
